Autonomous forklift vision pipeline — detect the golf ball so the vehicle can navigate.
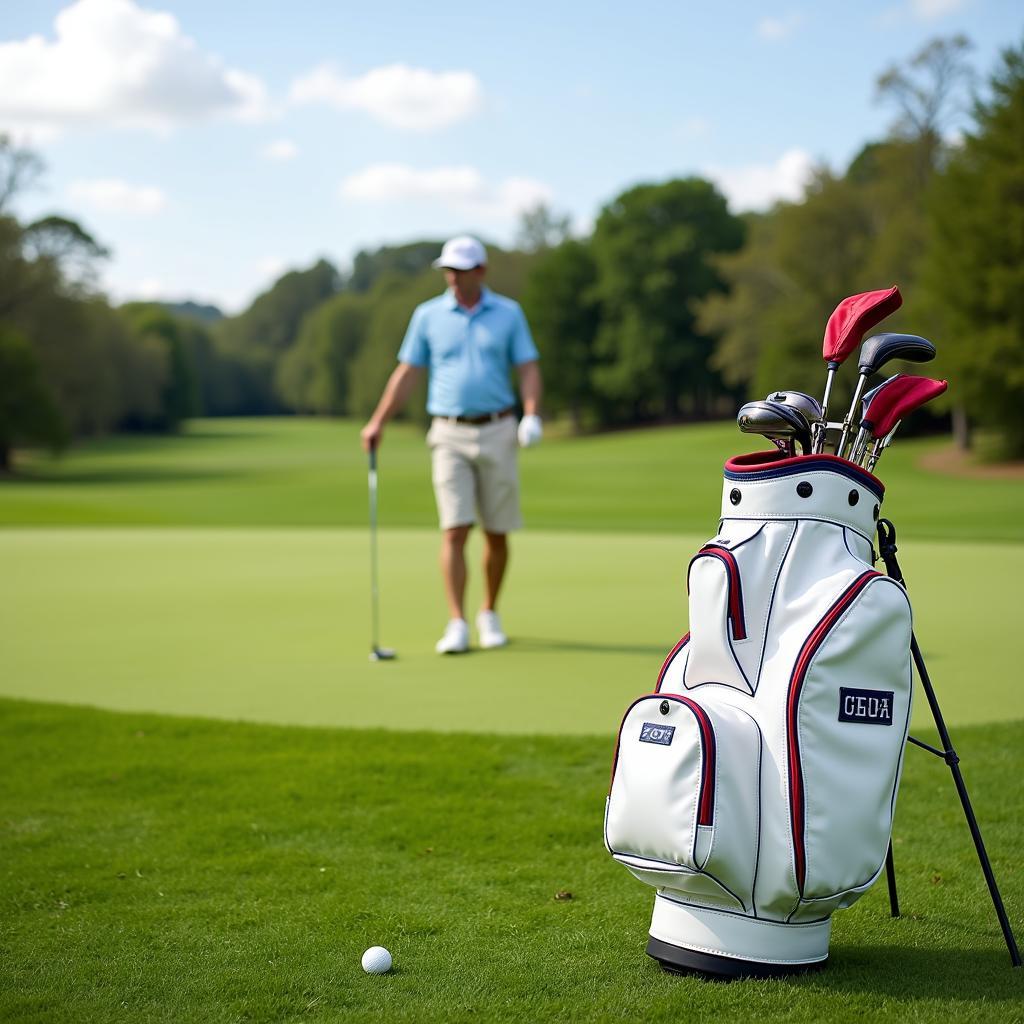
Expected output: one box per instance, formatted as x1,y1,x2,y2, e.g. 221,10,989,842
361,945,393,974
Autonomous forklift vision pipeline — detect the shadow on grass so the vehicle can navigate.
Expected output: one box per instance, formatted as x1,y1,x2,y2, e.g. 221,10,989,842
510,636,668,657
5,466,248,485
816,944,1021,998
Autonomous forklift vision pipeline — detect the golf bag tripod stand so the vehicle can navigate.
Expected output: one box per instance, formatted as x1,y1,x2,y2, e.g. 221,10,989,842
876,517,1021,968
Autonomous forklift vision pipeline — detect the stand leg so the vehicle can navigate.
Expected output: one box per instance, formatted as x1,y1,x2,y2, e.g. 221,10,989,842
910,635,1022,968
876,518,1022,968
885,841,900,918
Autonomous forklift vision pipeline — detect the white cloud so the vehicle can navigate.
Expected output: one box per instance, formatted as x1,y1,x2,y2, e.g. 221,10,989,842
263,138,298,161
290,63,482,131
0,0,269,135
339,163,552,220
910,0,966,18
68,177,168,214
758,13,803,40
704,148,814,212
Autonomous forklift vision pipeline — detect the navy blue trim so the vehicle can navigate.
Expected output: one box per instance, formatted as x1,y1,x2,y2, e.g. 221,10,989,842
724,458,884,502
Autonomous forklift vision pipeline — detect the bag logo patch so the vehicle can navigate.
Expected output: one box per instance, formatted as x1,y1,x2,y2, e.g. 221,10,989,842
640,723,675,745
839,687,894,726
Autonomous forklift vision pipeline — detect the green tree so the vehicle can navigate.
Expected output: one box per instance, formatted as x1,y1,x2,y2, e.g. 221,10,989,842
216,259,340,412
349,242,444,293
0,134,44,213
922,39,1024,456
521,239,600,430
121,304,199,429
276,292,371,414
516,204,572,253
347,273,438,422
0,326,67,471
589,178,745,422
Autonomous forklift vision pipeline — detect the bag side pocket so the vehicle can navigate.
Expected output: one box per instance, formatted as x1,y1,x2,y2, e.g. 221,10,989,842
606,694,762,912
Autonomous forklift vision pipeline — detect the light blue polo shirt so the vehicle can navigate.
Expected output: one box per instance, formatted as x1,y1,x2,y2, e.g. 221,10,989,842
397,287,539,417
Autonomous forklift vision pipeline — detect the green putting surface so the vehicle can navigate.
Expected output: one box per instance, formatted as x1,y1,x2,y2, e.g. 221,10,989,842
2,527,1021,733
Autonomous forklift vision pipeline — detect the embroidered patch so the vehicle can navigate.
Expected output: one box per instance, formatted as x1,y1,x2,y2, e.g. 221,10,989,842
838,687,894,726
640,723,676,745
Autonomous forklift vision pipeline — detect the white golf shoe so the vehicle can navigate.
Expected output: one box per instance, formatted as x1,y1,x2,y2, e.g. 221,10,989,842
476,610,508,649
435,618,470,654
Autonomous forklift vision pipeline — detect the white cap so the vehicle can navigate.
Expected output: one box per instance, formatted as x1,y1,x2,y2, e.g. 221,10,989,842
432,235,487,270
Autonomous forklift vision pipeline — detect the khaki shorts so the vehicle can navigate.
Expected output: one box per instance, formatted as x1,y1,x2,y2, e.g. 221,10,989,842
426,416,523,533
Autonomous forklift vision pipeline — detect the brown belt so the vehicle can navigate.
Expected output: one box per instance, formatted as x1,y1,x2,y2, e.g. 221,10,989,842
447,407,516,425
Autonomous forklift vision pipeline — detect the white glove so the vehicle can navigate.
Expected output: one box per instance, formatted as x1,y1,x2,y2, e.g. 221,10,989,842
517,414,543,448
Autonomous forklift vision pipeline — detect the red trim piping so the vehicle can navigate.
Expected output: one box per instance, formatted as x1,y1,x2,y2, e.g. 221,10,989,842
787,570,881,893
724,450,884,490
672,696,716,826
690,547,747,640
655,633,690,692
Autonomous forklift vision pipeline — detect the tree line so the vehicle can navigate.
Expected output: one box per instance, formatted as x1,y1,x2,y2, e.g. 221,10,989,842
1,34,1022,470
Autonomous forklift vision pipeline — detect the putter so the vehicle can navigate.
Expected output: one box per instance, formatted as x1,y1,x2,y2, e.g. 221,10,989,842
815,286,903,453
835,333,936,460
367,445,396,662
737,400,812,457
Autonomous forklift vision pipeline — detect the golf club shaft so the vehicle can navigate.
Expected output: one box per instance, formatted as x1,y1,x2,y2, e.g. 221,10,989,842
836,375,869,460
865,422,901,472
850,425,870,466
816,364,837,453
368,448,380,652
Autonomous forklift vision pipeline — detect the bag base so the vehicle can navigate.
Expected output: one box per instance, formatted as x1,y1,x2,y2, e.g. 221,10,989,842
647,894,831,977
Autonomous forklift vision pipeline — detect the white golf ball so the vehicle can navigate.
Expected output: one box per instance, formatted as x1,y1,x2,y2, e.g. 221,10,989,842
361,945,393,974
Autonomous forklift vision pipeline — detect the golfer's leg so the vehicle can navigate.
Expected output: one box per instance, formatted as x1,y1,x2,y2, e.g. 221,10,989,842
482,532,508,612
440,526,471,620
430,419,477,623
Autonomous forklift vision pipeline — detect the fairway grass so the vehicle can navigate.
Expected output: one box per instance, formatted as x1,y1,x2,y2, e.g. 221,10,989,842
5,417,1024,542
1,700,1021,1023
2,527,1023,732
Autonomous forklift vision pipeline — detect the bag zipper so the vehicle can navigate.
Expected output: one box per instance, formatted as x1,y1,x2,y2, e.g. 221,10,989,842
688,546,747,640
786,570,881,892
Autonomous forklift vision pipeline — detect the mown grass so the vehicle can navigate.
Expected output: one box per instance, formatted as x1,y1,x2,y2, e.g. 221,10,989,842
4,417,1024,542
2,527,1022,732
1,699,1021,1023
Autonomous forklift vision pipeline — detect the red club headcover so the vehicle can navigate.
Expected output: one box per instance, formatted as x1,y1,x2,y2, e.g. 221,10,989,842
823,286,903,364
862,376,948,438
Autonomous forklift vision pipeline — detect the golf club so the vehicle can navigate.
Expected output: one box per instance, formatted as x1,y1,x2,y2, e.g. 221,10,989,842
850,376,948,472
835,333,936,460
848,374,903,464
815,286,903,453
737,400,812,457
766,390,823,433
367,445,396,662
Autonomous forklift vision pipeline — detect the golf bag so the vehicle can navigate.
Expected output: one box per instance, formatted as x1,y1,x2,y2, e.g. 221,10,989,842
605,450,914,975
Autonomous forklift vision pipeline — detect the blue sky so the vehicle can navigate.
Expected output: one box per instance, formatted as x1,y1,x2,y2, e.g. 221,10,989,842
2,0,1021,312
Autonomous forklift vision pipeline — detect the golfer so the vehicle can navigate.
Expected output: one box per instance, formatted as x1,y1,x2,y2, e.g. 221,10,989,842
360,236,543,654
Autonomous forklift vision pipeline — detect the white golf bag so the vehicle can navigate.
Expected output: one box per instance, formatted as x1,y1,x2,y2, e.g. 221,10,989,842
605,450,914,976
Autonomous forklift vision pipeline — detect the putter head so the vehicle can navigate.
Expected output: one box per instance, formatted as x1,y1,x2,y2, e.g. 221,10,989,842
369,647,397,662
